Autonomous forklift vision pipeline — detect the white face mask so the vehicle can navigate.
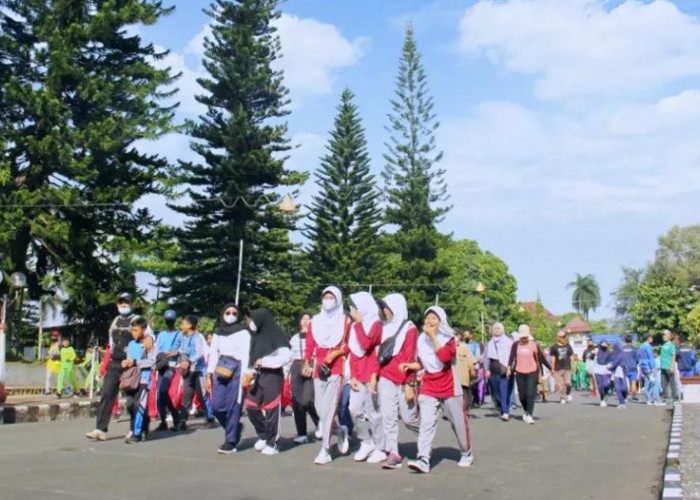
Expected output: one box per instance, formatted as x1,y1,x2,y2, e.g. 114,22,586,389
248,320,258,332
322,299,336,312
118,306,131,316
223,314,237,325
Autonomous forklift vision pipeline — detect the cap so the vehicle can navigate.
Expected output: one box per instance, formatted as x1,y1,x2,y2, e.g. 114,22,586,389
517,324,531,338
164,309,177,321
557,330,566,338
51,330,60,339
117,292,133,303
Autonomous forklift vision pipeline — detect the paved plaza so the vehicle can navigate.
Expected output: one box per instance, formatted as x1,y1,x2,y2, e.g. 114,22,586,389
0,395,670,500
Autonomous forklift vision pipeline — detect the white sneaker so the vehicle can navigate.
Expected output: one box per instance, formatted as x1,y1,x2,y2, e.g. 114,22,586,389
407,457,430,473
617,404,627,410
567,395,573,403
261,445,279,456
293,435,309,444
560,399,566,405
254,439,267,452
189,406,197,416
501,413,510,421
458,454,474,468
314,448,332,465
646,401,653,406
522,414,529,423
314,427,323,440
354,442,375,462
336,425,350,455
367,450,388,464
600,400,607,408
527,415,535,425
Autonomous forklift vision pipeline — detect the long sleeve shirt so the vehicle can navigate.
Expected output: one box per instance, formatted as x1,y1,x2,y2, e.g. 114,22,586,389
180,332,206,373
304,322,350,379
620,345,639,371
419,337,458,399
346,321,382,383
289,333,307,361
378,325,419,386
677,344,697,372
127,339,156,384
59,346,76,365
259,347,293,370
638,343,655,373
483,336,513,372
156,329,182,367
207,331,253,376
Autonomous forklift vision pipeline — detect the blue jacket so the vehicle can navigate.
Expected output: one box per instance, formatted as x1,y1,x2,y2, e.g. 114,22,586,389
180,332,206,373
127,339,156,384
677,344,697,372
156,329,182,367
638,342,655,374
620,344,639,372
608,345,628,377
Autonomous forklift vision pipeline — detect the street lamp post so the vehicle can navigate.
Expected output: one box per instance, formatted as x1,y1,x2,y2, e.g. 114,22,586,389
0,271,27,402
475,282,486,344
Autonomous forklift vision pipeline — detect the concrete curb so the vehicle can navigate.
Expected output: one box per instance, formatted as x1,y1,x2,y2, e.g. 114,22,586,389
662,403,683,499
0,399,100,424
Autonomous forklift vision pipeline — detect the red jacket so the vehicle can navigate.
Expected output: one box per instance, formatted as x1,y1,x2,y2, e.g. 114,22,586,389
379,325,418,385
419,337,458,399
346,321,382,384
305,320,350,379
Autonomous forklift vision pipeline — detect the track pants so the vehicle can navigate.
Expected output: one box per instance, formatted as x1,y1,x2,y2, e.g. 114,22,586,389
95,363,123,432
126,383,150,438
595,374,611,402
157,368,179,425
378,378,419,456
180,371,210,423
516,371,539,416
247,369,284,447
212,360,243,446
614,377,628,405
57,364,79,393
417,394,471,461
314,375,342,451
349,382,384,449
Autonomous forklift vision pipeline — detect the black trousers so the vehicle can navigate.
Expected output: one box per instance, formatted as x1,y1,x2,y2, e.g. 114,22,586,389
516,371,539,416
289,360,318,436
247,369,284,447
292,397,319,437
180,371,206,423
95,363,123,432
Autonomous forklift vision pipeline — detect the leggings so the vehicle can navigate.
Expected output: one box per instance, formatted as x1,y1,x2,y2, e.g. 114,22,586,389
515,371,538,416
614,377,628,405
661,369,678,400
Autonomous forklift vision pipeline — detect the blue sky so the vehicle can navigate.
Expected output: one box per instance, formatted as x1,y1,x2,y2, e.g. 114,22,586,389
135,0,700,320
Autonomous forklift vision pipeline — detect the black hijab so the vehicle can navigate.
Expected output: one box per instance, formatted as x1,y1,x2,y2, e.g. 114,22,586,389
247,307,290,363
214,303,246,337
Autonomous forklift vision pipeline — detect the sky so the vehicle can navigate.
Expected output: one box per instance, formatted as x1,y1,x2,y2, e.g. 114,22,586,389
133,0,700,320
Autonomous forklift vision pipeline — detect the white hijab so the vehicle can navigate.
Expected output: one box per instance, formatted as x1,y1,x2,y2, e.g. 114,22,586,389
417,306,455,373
348,291,380,358
311,286,346,348
380,293,413,356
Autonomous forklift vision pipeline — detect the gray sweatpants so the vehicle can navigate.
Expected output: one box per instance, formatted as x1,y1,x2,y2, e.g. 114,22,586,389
314,375,342,450
349,382,384,449
417,394,472,461
378,378,420,456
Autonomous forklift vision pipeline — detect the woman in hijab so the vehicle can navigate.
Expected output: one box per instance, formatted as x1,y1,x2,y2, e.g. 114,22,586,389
206,304,252,454
304,286,351,465
506,325,551,425
244,307,292,456
594,341,613,407
403,306,474,473
347,291,385,463
608,343,630,409
377,293,420,470
289,312,320,444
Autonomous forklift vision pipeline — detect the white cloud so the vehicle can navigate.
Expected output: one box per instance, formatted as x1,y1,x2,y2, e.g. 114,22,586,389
459,0,700,100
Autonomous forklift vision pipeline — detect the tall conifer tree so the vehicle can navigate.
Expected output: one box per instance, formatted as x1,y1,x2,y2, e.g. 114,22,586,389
305,89,382,291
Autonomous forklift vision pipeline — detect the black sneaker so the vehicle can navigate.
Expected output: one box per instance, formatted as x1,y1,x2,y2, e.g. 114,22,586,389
179,422,187,432
125,435,141,444
155,422,168,432
217,442,237,454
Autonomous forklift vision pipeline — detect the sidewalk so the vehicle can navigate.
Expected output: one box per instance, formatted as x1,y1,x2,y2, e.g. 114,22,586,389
681,404,700,498
0,394,100,424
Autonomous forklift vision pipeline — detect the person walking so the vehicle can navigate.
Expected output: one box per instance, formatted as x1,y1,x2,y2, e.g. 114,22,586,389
582,339,598,397
304,286,350,465
124,316,156,444
507,325,550,424
620,335,640,400
289,312,320,444
56,336,78,398
483,323,514,421
638,333,662,405
594,341,613,407
86,293,138,441
347,291,384,463
44,331,61,396
456,329,477,413
608,344,630,409
155,309,182,432
245,307,292,456
550,331,574,404
376,293,420,470
406,306,474,473
660,330,678,403
178,315,213,430
464,330,483,408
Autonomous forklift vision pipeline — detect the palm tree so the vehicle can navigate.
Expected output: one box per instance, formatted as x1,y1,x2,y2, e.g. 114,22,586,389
567,273,601,321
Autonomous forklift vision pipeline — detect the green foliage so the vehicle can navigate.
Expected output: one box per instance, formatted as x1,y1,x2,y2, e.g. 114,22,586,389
650,225,700,286
168,0,305,323
305,89,383,292
612,267,644,330
566,273,601,320
686,304,700,346
630,274,694,334
0,0,178,341
527,298,557,345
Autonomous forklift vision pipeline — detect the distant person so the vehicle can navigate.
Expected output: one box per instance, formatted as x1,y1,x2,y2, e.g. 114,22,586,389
56,336,78,398
620,335,639,400
507,325,551,424
608,344,630,409
550,331,574,404
676,336,697,378
178,315,213,430
582,339,598,397
456,329,477,413
124,316,156,443
660,330,678,403
483,322,513,421
155,309,182,432
594,341,613,407
638,333,662,405
44,330,61,396
464,330,483,407
289,312,320,444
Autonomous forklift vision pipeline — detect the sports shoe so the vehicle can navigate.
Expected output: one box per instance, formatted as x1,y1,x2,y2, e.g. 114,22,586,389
354,442,375,462
526,415,535,425
85,429,107,441
646,401,653,406
501,413,510,421
407,457,430,474
567,395,573,403
560,399,566,405
522,413,529,423
336,425,350,455
314,448,332,465
600,401,607,408
382,453,403,469
125,431,134,440
293,435,309,444
617,404,627,410
124,434,140,444
314,427,323,440
254,439,267,452
155,422,169,432
367,450,388,464
261,445,279,456
458,454,474,468
217,442,237,454
178,422,187,431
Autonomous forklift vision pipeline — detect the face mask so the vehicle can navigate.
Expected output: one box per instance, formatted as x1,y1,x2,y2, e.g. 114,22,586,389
248,320,258,332
223,314,237,325
118,306,131,316
322,299,336,312
165,320,176,329
601,346,608,351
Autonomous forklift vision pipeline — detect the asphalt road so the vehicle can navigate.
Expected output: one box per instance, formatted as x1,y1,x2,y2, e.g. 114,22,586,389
0,393,669,500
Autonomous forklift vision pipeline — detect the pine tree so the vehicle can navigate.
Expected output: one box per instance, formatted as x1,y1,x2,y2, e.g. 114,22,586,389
0,1,178,340
169,0,304,321
383,24,450,317
305,89,382,293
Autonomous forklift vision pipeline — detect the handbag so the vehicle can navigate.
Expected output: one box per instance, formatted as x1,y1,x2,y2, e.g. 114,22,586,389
155,353,170,373
488,341,505,376
378,320,409,367
318,363,332,381
119,365,141,391
215,355,237,381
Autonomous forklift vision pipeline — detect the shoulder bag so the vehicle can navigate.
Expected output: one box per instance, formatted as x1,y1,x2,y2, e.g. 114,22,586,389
377,320,409,367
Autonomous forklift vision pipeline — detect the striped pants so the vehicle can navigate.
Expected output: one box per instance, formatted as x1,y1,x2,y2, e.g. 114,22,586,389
417,394,472,461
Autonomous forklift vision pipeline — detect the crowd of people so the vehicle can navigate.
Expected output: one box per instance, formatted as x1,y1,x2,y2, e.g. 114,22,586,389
77,290,689,473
